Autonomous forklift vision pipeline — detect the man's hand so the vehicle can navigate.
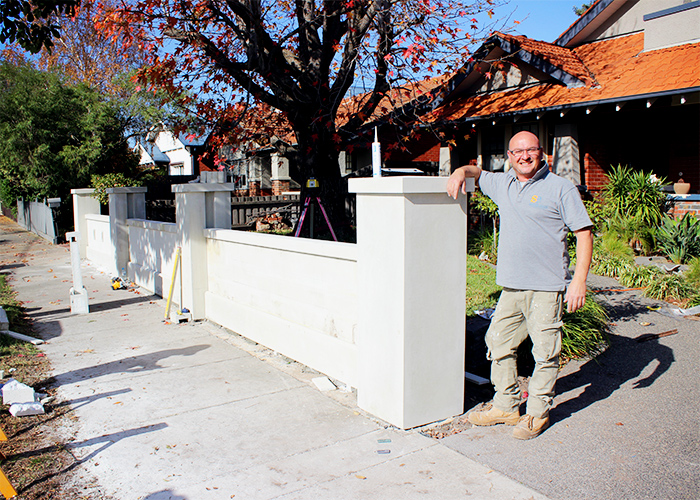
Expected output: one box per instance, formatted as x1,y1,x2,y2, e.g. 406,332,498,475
564,278,587,313
447,165,481,199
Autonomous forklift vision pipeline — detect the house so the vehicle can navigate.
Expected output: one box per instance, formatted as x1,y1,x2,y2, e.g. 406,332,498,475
418,0,699,202
136,128,213,177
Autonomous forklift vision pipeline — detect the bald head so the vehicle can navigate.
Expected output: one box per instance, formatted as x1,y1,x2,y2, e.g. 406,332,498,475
509,131,540,151
507,131,544,181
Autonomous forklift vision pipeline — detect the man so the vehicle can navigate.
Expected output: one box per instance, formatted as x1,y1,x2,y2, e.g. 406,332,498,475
447,131,593,440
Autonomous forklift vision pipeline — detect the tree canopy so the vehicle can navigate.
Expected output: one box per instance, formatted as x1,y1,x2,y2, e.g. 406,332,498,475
100,0,500,199
0,0,79,52
0,62,139,211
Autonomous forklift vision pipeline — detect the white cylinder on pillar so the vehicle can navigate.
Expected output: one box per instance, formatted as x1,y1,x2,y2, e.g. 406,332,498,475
349,176,474,429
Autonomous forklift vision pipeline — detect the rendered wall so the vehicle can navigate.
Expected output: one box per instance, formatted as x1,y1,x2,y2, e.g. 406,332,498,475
127,219,179,298
204,229,359,388
85,214,112,271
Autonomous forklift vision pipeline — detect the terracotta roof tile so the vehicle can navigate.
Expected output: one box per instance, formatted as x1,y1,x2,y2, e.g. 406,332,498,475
494,32,596,86
429,33,700,122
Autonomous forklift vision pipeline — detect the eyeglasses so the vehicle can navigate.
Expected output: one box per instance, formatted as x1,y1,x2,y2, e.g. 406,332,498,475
508,147,541,157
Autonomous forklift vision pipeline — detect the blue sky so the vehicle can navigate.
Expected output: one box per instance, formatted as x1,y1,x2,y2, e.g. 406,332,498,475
490,0,587,42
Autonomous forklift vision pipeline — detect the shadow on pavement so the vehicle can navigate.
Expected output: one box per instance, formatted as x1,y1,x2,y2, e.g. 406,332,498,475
53,345,211,384
463,292,676,419
14,423,168,494
26,293,159,320
143,491,188,500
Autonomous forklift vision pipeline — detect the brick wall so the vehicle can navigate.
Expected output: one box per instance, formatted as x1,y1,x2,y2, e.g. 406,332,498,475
584,153,609,192
248,181,261,196
668,201,700,219
272,180,290,195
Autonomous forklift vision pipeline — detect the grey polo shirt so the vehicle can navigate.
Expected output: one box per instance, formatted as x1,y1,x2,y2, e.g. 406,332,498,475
478,164,592,292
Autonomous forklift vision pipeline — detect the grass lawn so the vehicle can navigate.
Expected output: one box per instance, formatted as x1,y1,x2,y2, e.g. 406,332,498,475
465,255,501,315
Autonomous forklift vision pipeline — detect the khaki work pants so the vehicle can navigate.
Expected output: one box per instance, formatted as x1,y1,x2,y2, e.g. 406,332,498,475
486,289,564,419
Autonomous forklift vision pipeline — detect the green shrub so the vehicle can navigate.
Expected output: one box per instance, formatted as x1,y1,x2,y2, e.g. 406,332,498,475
91,173,143,205
644,273,697,303
684,257,700,287
468,228,498,263
591,256,634,279
595,231,635,260
618,264,662,288
602,164,667,226
562,295,609,360
655,213,700,264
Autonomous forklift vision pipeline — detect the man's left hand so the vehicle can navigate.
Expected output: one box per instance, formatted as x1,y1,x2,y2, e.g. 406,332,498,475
564,279,587,313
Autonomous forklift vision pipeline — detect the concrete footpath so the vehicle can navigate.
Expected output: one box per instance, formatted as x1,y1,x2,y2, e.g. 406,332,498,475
0,218,548,500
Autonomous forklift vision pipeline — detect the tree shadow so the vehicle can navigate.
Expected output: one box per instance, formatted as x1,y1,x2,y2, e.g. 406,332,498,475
53,345,210,384
16,423,168,494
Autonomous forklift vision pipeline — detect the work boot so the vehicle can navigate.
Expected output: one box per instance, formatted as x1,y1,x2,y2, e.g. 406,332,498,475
467,403,520,426
512,414,550,440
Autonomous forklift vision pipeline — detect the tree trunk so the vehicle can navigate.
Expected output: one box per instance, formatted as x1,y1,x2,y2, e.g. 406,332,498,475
292,121,353,241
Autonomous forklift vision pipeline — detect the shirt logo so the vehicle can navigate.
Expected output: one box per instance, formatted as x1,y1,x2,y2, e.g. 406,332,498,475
530,195,539,204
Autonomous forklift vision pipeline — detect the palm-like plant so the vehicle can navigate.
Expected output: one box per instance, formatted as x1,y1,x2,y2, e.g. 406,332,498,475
655,213,700,264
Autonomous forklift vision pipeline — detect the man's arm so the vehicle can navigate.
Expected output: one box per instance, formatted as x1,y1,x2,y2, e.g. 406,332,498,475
565,227,593,313
447,165,482,199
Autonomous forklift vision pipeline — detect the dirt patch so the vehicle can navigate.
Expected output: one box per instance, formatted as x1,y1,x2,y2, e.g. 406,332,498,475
0,345,111,499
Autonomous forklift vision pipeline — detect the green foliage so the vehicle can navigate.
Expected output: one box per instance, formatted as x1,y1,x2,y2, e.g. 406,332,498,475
573,2,594,16
562,295,609,360
644,273,697,303
591,256,634,280
0,62,139,212
601,165,667,227
618,265,662,288
90,173,143,205
654,213,700,264
468,228,498,263
684,257,700,288
595,231,635,260
469,190,499,262
470,190,499,218
583,199,606,233
0,0,79,53
464,255,501,314
591,232,635,278
606,214,657,255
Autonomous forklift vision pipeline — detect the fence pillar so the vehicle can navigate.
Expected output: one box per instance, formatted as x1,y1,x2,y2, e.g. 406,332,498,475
71,189,101,259
173,184,235,320
271,153,291,195
107,187,147,277
349,176,474,429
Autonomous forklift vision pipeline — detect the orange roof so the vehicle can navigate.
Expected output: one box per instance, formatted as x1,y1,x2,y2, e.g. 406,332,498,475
429,33,700,122
495,32,596,87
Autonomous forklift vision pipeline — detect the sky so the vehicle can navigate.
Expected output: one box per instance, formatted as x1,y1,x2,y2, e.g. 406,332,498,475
489,0,587,42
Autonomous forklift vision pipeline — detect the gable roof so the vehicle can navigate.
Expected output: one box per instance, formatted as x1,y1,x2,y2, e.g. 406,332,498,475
427,32,700,124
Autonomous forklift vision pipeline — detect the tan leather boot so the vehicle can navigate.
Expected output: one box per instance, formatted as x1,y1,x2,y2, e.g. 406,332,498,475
512,414,550,439
467,403,520,426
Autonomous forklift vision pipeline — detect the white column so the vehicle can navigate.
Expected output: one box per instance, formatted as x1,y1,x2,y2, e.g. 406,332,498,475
173,184,235,320
107,187,147,277
71,189,101,259
349,176,473,429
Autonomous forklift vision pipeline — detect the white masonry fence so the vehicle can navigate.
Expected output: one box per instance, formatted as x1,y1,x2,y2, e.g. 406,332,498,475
71,177,475,429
